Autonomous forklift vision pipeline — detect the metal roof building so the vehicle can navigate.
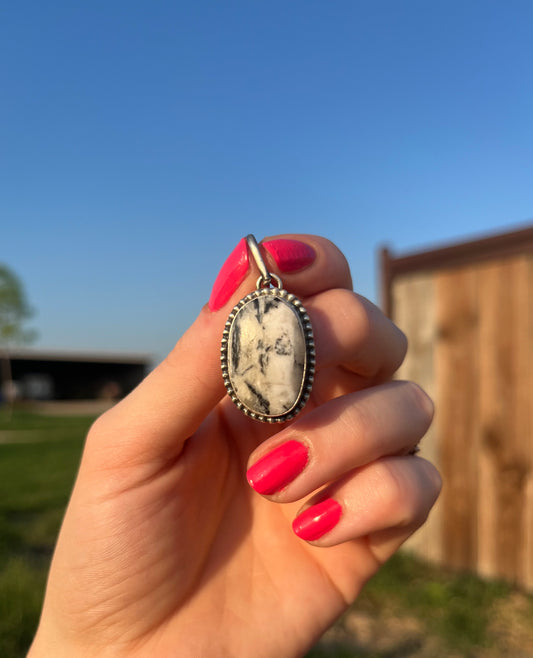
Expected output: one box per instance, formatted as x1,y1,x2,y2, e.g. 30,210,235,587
4,348,152,401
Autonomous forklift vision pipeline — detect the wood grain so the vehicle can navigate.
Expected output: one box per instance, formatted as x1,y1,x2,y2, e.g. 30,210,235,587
389,248,532,590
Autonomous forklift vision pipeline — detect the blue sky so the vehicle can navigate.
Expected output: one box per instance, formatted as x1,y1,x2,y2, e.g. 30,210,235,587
2,0,532,363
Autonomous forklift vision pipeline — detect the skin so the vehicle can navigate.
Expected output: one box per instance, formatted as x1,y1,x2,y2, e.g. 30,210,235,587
29,235,441,658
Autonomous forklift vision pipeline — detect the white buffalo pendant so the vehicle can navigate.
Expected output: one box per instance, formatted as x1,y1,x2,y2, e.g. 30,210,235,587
221,286,315,423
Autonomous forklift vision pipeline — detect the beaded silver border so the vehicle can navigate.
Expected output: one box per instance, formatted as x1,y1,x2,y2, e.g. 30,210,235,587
221,287,315,423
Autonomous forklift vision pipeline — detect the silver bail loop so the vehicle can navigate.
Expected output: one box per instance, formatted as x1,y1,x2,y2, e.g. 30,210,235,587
246,234,281,289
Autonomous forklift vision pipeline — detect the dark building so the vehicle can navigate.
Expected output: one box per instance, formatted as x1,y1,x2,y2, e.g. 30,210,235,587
6,348,152,401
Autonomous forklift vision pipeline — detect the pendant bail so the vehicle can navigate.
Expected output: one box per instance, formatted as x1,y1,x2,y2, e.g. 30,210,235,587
246,234,282,289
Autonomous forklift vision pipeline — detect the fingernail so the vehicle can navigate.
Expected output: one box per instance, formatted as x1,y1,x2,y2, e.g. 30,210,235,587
292,498,342,541
208,238,249,312
262,239,316,273
247,440,309,495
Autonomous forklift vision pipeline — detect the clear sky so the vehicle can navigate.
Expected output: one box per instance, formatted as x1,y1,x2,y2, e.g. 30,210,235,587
2,0,532,363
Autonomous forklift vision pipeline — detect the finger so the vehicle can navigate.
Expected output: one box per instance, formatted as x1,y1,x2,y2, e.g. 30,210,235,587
87,234,353,467
307,288,407,382
291,456,442,548
261,234,353,298
246,380,433,502
208,234,353,313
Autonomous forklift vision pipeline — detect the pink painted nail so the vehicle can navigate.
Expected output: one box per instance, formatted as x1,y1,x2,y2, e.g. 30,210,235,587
262,239,316,273
208,238,249,312
247,440,309,495
292,498,342,541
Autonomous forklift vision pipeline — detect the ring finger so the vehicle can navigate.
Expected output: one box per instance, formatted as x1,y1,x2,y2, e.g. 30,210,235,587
246,380,434,502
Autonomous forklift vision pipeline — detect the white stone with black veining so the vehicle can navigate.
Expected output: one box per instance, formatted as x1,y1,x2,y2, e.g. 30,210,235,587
227,295,306,417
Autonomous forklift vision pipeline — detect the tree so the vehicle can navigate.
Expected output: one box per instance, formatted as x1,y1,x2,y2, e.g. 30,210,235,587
0,264,37,408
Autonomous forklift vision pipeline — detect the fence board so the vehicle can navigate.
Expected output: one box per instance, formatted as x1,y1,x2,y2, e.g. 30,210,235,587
393,273,442,563
520,256,533,588
477,257,531,584
435,267,480,571
388,241,533,590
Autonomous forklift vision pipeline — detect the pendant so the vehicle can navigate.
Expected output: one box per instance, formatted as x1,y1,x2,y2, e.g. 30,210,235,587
221,235,315,423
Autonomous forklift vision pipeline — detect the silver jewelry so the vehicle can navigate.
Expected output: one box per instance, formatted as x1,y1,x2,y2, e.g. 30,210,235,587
221,235,315,423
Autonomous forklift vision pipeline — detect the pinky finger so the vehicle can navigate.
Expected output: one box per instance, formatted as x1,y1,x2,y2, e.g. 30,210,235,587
292,456,442,557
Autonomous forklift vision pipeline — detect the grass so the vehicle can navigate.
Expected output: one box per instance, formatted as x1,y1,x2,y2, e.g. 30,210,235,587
0,409,91,658
362,552,511,645
1,409,532,658
308,547,533,657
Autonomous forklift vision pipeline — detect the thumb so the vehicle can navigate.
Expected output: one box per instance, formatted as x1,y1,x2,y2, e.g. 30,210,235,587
87,305,227,468
85,237,251,467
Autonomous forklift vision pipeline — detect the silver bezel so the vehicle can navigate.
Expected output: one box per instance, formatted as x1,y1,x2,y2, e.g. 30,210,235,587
221,287,315,423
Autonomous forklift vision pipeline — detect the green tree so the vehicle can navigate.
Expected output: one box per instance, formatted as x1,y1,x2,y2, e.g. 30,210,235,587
0,264,37,409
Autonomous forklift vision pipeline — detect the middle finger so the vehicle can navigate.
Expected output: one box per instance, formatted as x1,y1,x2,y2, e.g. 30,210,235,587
308,288,407,384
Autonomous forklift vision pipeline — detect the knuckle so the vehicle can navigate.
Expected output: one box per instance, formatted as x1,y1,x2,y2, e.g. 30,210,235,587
422,459,443,503
350,296,373,344
393,325,409,368
337,292,378,375
374,459,437,528
374,460,411,519
340,394,375,444
84,409,121,461
327,289,373,344
407,460,443,527
86,410,109,443
403,381,435,425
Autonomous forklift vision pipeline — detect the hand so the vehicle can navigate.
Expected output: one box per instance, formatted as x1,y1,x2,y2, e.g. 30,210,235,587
29,235,441,658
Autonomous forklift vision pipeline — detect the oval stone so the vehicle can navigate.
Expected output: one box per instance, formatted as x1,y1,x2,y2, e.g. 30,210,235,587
221,288,314,422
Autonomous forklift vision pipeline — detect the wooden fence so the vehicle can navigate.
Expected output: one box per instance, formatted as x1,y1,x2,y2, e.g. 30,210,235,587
381,225,533,591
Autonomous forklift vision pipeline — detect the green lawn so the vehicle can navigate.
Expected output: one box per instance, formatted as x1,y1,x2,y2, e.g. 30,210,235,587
308,550,533,658
1,410,532,658
0,410,90,658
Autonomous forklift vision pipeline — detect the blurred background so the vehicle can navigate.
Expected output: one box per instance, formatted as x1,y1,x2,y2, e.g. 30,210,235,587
1,1,532,656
